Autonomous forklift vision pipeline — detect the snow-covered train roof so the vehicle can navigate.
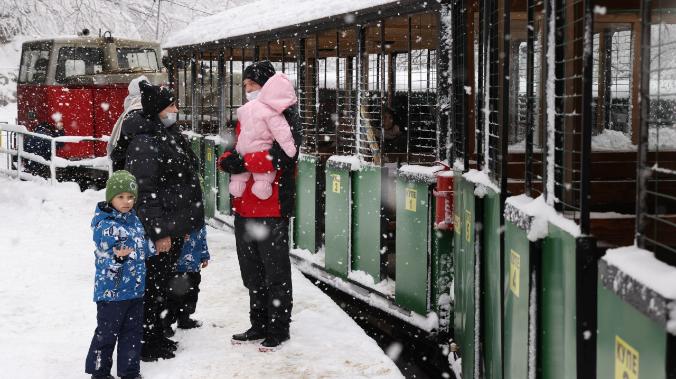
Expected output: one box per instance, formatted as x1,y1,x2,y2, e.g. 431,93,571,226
23,35,160,48
164,0,407,49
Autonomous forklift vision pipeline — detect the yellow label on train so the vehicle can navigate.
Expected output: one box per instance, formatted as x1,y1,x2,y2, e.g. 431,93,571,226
465,210,471,242
405,188,417,212
615,336,639,379
332,174,341,193
510,250,520,298
454,214,461,235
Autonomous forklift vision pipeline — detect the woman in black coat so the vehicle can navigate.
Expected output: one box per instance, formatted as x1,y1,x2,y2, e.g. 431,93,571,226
123,81,205,361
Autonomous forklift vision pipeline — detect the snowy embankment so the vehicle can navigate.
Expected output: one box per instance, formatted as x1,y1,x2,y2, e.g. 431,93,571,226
0,176,402,379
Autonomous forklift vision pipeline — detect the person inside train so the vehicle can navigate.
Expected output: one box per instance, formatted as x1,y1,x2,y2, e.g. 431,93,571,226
382,106,406,159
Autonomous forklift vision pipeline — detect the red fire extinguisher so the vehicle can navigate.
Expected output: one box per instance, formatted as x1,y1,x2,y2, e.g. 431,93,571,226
433,162,454,230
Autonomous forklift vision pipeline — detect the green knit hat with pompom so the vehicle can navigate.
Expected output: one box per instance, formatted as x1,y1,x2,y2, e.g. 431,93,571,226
106,170,138,203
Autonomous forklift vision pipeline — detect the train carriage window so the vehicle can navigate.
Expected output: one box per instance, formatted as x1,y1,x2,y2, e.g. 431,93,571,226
195,54,220,134
177,57,193,126
55,47,103,83
358,23,385,164
407,13,439,164
638,15,676,264
299,36,318,155
337,29,358,156
19,43,52,84
590,25,635,149
317,30,340,152
116,48,159,71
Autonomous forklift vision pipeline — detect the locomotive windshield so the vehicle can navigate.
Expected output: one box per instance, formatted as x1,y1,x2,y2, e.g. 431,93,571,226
55,46,104,83
18,42,52,84
116,48,159,72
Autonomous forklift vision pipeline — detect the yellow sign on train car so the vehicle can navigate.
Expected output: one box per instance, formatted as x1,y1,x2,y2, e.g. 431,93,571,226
332,174,341,193
510,250,520,297
454,213,461,235
615,336,639,379
405,188,417,212
465,210,471,242
206,148,213,162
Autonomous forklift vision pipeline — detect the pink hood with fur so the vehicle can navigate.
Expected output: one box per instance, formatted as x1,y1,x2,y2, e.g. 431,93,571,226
235,73,298,157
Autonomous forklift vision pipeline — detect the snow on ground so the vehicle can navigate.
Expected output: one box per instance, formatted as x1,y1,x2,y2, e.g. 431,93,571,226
0,176,402,379
0,102,17,124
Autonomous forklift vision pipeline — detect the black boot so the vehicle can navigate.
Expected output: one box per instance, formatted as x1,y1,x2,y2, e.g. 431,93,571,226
91,375,115,379
159,336,178,352
259,333,290,352
231,327,266,344
140,343,176,362
177,317,202,329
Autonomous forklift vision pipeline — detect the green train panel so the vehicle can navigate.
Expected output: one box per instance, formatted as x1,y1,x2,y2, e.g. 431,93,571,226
453,173,479,379
597,250,676,379
482,189,502,379
352,165,383,281
324,159,354,278
202,138,217,219
294,155,319,253
216,145,230,215
395,170,434,314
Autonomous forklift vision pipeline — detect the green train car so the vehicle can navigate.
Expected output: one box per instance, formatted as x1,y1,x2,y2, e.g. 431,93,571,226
165,0,676,377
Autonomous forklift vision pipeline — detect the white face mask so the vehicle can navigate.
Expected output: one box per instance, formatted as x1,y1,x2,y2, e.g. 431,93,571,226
245,90,260,102
161,112,177,127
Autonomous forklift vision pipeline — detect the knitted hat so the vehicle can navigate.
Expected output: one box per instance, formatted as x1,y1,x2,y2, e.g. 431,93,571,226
139,80,175,116
243,60,276,86
106,170,138,203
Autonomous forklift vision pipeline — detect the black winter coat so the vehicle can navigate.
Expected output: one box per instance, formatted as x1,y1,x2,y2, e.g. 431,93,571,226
123,112,205,241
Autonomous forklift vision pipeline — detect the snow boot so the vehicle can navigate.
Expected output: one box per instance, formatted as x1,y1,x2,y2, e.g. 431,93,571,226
160,336,178,352
177,317,202,329
163,325,175,338
231,327,266,345
91,375,115,379
258,334,290,352
140,344,176,362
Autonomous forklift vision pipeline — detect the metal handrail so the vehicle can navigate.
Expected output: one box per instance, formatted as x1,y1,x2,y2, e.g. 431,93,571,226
0,124,112,184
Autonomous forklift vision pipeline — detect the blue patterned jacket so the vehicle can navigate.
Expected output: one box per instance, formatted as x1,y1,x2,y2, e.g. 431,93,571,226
91,202,156,302
177,226,210,272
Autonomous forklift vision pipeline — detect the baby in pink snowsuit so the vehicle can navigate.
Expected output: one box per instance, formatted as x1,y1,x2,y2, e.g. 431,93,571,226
229,73,298,200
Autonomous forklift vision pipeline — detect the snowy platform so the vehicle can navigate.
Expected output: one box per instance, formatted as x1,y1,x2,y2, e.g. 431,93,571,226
0,177,402,378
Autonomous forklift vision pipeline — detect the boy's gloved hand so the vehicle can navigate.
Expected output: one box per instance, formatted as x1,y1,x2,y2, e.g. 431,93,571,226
201,259,209,269
113,245,134,261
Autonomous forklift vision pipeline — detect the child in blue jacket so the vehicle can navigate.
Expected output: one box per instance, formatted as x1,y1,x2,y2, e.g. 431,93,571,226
85,170,160,379
165,226,210,334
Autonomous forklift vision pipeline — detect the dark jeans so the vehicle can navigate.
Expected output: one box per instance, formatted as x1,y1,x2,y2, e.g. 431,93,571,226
143,237,182,345
166,271,202,325
234,216,293,337
85,298,143,377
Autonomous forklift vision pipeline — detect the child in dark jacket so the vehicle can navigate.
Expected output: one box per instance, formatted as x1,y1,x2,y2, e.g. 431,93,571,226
165,226,210,334
85,170,159,379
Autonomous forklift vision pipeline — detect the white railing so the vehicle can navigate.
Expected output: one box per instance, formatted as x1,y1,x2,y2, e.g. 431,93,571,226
0,123,112,184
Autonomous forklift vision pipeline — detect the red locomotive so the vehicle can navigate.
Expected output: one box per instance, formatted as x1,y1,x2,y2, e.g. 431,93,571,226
17,32,166,161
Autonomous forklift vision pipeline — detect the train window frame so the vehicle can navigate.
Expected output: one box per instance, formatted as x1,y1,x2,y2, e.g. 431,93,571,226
116,47,159,72
18,42,52,84
54,46,104,84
